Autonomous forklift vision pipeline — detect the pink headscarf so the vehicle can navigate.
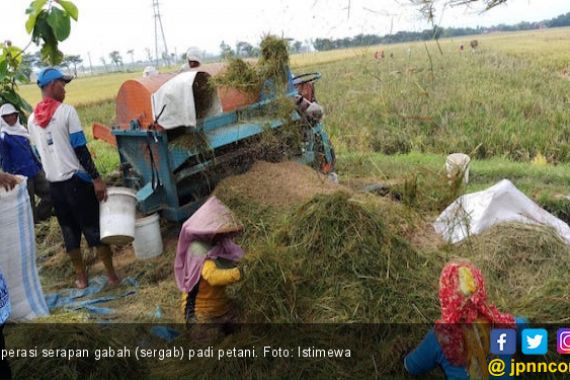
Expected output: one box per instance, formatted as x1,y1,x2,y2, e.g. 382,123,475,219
174,196,244,292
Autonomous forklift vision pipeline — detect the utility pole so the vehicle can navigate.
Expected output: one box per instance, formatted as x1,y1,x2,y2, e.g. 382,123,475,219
152,0,171,67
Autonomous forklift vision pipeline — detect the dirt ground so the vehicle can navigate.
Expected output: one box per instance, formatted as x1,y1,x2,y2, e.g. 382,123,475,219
36,161,349,323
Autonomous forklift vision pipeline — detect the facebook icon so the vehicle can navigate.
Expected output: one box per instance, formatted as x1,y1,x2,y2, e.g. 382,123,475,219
491,329,516,355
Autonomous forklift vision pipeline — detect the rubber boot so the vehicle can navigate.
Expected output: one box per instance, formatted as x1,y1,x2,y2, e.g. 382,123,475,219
68,249,88,289
96,245,120,285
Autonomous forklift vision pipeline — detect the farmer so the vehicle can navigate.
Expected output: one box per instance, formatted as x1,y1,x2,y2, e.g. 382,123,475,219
0,103,52,222
179,48,201,72
175,196,244,325
404,260,525,379
27,67,120,289
0,172,16,379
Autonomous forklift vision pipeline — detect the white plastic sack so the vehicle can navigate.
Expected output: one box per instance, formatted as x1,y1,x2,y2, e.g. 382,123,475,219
434,179,570,244
151,71,222,129
0,177,49,320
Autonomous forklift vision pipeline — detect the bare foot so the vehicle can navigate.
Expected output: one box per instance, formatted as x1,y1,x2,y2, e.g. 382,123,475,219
75,273,88,289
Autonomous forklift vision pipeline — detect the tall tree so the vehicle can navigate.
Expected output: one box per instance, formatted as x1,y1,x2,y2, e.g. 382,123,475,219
100,57,108,73
219,41,234,59
292,41,303,53
109,50,123,70
63,54,82,76
236,41,254,57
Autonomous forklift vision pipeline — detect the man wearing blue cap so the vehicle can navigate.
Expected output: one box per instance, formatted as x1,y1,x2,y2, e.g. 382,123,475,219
28,68,120,289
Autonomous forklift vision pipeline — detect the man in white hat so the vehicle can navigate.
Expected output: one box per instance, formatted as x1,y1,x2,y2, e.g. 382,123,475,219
179,48,201,72
0,103,52,222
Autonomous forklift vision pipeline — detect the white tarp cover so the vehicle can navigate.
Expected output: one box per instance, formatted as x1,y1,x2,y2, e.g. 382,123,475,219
151,71,222,129
0,177,49,320
434,179,570,245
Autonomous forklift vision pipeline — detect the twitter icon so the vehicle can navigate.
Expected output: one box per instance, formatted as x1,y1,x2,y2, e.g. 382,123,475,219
522,329,548,355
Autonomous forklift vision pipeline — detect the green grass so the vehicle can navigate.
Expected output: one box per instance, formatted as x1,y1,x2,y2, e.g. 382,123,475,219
301,28,570,162
19,28,570,175
338,151,570,214
19,71,140,106
76,100,119,176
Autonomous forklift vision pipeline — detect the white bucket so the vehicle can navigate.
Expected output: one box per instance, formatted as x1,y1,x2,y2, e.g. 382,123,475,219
446,153,471,184
100,187,137,245
133,213,163,260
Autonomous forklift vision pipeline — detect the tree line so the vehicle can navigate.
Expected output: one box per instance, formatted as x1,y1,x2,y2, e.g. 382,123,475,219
312,11,570,51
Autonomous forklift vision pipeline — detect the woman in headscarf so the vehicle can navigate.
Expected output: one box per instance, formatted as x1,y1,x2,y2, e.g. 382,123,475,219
174,196,244,324
0,103,52,222
404,260,524,379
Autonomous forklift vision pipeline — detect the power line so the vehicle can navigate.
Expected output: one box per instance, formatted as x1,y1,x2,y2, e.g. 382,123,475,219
152,0,171,67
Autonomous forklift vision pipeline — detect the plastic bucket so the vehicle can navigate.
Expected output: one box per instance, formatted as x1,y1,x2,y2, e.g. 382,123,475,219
133,213,163,260
446,153,471,184
100,187,137,245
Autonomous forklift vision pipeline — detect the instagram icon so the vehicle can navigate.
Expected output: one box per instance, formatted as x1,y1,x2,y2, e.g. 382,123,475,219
557,329,570,354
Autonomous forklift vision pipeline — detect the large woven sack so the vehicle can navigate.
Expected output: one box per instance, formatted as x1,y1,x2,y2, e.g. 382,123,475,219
0,176,49,320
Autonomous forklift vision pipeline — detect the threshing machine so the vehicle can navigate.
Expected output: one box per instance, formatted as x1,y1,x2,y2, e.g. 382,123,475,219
93,64,335,221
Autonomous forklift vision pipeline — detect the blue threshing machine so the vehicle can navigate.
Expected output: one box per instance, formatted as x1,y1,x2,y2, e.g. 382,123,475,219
93,66,335,221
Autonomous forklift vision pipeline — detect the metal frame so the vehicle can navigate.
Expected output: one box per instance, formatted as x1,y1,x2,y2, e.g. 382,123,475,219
112,76,334,222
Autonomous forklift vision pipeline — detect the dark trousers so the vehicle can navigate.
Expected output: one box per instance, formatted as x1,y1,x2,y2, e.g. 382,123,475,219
49,176,101,251
0,325,11,380
27,171,53,223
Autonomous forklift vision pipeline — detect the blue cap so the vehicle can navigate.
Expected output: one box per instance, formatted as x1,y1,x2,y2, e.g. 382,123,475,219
37,67,73,88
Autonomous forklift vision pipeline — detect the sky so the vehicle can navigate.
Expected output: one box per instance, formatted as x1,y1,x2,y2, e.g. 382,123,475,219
1,0,569,64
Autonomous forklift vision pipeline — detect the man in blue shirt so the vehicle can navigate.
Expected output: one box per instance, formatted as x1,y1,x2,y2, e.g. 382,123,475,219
0,103,52,222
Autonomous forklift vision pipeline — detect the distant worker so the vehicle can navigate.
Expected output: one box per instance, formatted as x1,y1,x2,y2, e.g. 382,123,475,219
390,52,394,59
0,103,52,222
175,196,244,326
28,67,120,289
142,66,158,77
373,50,385,61
404,260,526,379
470,39,479,53
459,44,464,52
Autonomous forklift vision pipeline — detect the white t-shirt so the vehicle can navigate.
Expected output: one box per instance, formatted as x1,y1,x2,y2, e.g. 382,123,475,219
28,104,88,183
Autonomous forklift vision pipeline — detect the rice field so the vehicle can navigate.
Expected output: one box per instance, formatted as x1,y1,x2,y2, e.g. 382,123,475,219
20,27,570,165
14,27,570,379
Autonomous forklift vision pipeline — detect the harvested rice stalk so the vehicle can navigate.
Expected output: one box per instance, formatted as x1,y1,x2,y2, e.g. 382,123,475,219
209,58,263,96
451,222,570,322
234,192,440,323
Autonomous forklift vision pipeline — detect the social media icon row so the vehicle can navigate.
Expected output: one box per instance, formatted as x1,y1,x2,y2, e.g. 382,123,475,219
490,328,570,355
